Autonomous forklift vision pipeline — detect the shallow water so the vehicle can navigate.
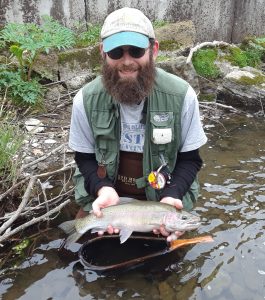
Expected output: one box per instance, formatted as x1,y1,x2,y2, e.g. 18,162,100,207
0,115,265,300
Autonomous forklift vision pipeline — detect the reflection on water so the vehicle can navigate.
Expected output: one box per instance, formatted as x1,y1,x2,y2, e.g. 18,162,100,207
0,115,265,300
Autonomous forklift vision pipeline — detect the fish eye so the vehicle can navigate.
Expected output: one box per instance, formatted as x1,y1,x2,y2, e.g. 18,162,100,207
182,215,188,220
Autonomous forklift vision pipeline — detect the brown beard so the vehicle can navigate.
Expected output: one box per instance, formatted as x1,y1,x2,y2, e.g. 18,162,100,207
101,55,156,105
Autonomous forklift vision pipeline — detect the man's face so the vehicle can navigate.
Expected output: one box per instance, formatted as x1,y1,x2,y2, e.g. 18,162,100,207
100,41,159,105
105,45,153,79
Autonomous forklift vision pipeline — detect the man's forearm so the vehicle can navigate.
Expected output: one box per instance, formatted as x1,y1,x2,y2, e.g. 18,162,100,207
74,152,114,197
160,149,203,200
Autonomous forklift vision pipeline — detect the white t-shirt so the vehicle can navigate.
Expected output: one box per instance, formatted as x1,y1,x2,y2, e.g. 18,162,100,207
69,85,207,153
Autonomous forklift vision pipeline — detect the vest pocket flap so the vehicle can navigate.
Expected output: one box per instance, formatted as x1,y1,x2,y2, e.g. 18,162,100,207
91,110,113,128
150,112,174,127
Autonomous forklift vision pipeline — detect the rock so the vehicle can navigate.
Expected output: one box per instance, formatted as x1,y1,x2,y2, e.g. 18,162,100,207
44,139,57,144
45,85,67,102
158,281,175,300
217,67,265,112
32,143,40,147
155,20,196,51
215,60,239,77
32,46,100,90
32,149,44,156
33,52,59,82
25,118,45,133
58,45,101,89
66,73,95,90
156,56,200,93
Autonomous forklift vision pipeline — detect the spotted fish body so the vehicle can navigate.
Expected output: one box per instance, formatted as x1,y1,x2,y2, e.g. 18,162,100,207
59,199,201,246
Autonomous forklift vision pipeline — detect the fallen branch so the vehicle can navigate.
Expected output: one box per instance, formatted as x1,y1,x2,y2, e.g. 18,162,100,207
186,41,235,64
0,199,71,244
0,161,74,203
0,148,75,244
0,187,74,221
0,176,37,235
21,143,66,171
199,101,239,112
37,161,75,178
0,177,30,202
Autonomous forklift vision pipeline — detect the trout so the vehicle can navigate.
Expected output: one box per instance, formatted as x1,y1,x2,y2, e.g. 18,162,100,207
58,198,201,246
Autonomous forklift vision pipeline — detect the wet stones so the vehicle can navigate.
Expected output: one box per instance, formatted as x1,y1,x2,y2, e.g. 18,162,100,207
217,67,265,113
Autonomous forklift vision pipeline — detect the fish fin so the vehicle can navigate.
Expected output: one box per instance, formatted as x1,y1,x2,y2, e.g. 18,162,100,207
119,197,140,204
119,228,133,244
64,232,83,247
58,220,76,235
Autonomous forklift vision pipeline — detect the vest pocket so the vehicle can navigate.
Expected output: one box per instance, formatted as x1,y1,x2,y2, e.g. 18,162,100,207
150,112,174,144
91,110,116,140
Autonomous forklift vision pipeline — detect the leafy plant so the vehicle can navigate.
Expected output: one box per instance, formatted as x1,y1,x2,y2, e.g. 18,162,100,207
0,65,44,105
75,23,101,48
227,47,248,67
1,16,75,81
192,48,221,79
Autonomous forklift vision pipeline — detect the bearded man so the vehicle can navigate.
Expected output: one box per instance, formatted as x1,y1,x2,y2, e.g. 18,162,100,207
69,7,207,242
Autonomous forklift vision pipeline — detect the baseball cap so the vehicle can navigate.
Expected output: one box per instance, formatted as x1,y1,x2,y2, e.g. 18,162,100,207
101,7,155,52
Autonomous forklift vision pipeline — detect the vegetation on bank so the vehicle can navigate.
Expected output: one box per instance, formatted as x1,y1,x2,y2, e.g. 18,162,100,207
0,16,75,106
192,37,265,79
192,48,221,79
0,118,24,187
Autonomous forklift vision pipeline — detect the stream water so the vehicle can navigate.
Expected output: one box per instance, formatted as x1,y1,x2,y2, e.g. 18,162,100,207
0,114,264,300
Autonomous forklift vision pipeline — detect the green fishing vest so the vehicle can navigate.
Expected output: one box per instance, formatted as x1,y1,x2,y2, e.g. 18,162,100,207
73,68,199,211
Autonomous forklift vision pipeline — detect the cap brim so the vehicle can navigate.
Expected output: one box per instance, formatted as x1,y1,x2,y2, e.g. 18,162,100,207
102,32,149,52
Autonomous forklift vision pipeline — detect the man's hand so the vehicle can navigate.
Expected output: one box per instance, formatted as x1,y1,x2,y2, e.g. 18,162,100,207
92,186,120,235
153,197,185,242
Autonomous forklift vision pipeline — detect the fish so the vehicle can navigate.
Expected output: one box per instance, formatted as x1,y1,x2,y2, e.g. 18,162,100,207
58,198,201,246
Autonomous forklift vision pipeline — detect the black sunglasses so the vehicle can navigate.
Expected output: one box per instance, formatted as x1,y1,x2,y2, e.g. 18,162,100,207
106,46,147,60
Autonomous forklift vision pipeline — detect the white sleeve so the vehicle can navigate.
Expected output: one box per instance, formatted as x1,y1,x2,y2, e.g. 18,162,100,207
180,85,207,152
68,89,95,153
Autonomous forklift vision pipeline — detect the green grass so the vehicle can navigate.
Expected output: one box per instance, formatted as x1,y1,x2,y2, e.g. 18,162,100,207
0,119,24,184
225,44,263,68
192,48,221,79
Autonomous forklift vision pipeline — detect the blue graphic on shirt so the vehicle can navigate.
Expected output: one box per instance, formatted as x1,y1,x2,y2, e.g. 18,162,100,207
120,122,145,153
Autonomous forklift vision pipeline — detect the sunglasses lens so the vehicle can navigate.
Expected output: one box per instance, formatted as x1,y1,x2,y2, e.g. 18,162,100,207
107,48,123,60
129,47,146,58
106,46,146,60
